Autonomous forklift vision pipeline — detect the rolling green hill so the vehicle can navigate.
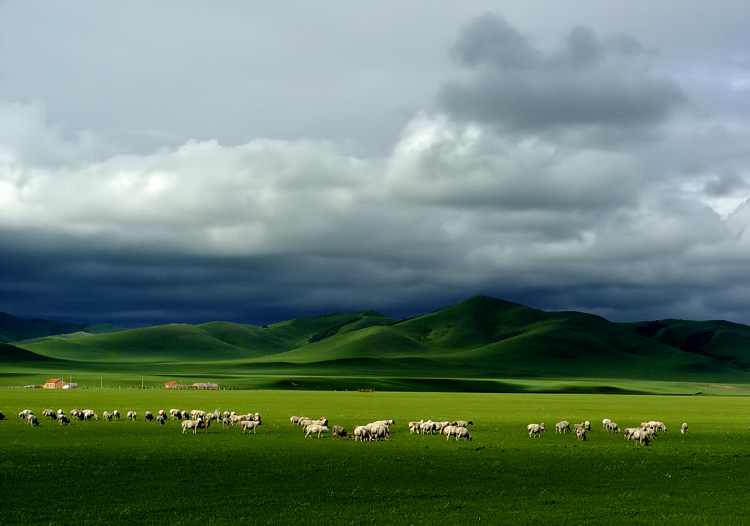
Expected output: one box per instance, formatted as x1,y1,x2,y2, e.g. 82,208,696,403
7,296,750,390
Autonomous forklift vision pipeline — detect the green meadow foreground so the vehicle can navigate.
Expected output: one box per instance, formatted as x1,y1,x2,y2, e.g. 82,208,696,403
2,390,750,525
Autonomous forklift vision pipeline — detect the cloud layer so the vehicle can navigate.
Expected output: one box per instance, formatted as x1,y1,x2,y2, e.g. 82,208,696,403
2,8,750,327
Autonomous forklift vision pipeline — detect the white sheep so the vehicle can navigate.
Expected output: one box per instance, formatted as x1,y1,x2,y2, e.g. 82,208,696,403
419,421,436,435
632,428,650,446
681,422,688,434
182,419,202,434
368,424,389,441
170,409,181,420
42,409,56,420
584,421,591,431
112,410,120,421
606,422,620,433
145,411,154,422
127,410,137,421
576,427,586,441
408,420,423,434
454,426,472,441
443,425,458,440
26,413,39,426
555,421,570,434
602,418,611,430
353,426,370,441
156,415,166,425
241,420,260,434
305,424,328,438
527,423,545,437
455,420,473,428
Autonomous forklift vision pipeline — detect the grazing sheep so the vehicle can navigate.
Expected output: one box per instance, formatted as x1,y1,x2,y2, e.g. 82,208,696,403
369,424,389,441
127,411,136,421
241,420,260,434
584,421,591,431
455,420,473,428
82,409,98,421
332,425,349,439
197,419,211,433
19,409,33,420
408,420,423,434
156,415,166,425
433,421,451,434
26,413,39,426
112,410,120,421
527,423,545,437
454,426,472,441
103,411,112,422
419,421,436,435
632,428,650,446
191,410,206,420
353,426,370,441
290,415,300,426
602,418,611,430
58,414,71,426
555,421,570,434
681,422,688,434
576,427,587,441
170,409,181,420
181,410,189,420
623,428,637,440
56,409,65,418
182,419,202,434
158,410,167,419
42,409,56,420
605,422,620,433
305,424,329,438
443,425,458,440
145,411,154,422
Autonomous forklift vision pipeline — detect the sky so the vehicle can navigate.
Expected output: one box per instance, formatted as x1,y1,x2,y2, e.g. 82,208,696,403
2,1,750,327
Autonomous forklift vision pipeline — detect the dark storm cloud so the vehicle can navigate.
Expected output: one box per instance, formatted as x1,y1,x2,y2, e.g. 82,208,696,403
438,13,685,135
2,4,750,327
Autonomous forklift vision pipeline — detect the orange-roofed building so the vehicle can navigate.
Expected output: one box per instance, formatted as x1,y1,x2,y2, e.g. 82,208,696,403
165,381,181,389
43,378,67,389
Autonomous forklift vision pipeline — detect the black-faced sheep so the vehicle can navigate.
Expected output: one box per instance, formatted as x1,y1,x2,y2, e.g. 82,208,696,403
332,425,349,439
527,423,545,437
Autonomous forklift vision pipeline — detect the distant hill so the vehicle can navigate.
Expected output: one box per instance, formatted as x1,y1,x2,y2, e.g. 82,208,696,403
0,342,57,363
7,296,750,388
0,312,125,344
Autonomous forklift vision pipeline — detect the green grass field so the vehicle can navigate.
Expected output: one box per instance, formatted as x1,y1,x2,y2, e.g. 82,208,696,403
2,389,750,525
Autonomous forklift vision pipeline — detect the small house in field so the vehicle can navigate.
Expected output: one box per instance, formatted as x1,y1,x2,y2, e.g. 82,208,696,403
192,382,219,390
43,378,67,389
165,381,181,389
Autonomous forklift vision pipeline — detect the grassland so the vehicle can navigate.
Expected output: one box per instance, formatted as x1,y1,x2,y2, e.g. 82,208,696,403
2,389,750,525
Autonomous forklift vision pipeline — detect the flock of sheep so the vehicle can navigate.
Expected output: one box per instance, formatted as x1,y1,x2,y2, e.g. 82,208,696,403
0,408,701,447
289,416,473,441
526,418,689,446
2,407,264,435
